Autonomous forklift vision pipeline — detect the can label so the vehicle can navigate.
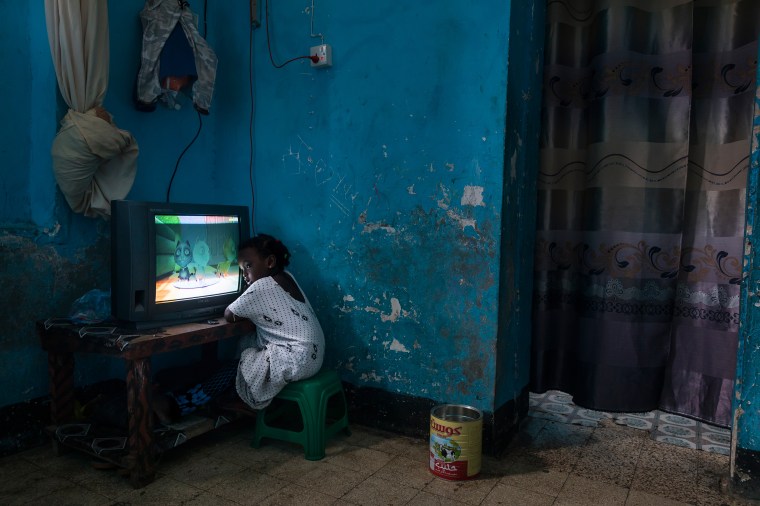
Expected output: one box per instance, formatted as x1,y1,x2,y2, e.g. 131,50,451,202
429,408,482,480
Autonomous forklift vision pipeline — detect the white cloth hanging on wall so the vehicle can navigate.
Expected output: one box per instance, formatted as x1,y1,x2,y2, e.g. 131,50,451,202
44,0,138,219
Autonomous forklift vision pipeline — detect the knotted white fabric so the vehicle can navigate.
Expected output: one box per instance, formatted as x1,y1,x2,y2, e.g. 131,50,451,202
45,0,138,218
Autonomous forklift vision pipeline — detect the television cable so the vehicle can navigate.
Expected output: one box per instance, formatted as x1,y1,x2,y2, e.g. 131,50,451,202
265,0,319,68
165,0,208,203
166,109,203,203
249,10,257,234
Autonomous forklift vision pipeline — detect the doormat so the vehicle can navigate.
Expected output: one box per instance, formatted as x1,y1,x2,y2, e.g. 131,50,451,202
529,390,731,455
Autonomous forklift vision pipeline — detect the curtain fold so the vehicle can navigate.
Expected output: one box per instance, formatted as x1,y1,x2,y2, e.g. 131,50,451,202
44,0,138,219
531,0,759,426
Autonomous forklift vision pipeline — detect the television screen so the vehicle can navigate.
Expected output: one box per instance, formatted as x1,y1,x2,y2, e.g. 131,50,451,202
111,200,250,329
154,213,242,304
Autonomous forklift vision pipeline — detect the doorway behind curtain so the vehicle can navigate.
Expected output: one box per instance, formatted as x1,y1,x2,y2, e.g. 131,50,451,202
531,0,760,427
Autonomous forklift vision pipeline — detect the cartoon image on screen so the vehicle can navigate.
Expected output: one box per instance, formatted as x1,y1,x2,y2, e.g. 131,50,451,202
154,214,241,304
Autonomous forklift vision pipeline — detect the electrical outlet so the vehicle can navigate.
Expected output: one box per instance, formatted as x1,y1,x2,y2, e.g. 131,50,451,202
250,0,260,28
310,44,332,68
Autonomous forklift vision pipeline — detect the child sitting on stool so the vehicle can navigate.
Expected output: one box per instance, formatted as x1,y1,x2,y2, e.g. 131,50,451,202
224,233,324,410
153,234,324,423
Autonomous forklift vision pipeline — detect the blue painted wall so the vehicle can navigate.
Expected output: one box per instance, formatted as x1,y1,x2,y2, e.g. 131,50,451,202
0,1,121,405
495,0,545,409
245,0,533,413
736,40,760,454
0,0,229,407
1,0,539,424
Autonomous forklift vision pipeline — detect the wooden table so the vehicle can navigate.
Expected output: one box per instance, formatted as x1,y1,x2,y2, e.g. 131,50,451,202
37,318,255,488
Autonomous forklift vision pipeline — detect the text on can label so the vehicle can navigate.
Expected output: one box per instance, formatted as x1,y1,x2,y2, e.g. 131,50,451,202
434,461,459,473
430,419,462,436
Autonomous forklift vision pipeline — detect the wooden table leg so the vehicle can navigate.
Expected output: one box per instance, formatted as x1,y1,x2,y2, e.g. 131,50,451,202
48,352,75,425
126,358,156,488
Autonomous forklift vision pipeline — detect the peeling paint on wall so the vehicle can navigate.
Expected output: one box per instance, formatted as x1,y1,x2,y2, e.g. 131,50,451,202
436,184,479,233
0,234,109,342
735,67,760,457
461,186,486,207
361,221,397,234
388,338,410,353
380,297,402,322
360,371,383,382
0,231,113,407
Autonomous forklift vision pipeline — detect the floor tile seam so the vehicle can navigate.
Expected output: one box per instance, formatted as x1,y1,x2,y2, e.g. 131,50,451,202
153,483,211,505
696,462,732,483
399,487,476,506
629,456,698,479
427,477,501,504
211,472,293,504
0,465,61,488
320,448,399,477
109,475,208,503
569,465,636,490
19,454,50,472
165,469,237,492
75,475,138,499
31,466,86,490
353,455,394,491
621,486,640,506
626,477,700,503
496,471,570,498
621,444,647,488
343,473,423,504
258,465,338,486
556,472,634,505
613,424,648,473
362,470,423,489
220,479,296,506
581,427,648,453
294,461,379,501
207,456,273,475
16,477,113,506
490,480,561,503
401,490,423,506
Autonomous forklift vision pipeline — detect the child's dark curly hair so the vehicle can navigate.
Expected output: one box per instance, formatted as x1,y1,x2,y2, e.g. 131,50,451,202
238,233,291,269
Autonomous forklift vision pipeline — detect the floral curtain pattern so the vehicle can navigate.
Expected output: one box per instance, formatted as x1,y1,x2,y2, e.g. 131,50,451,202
531,0,759,426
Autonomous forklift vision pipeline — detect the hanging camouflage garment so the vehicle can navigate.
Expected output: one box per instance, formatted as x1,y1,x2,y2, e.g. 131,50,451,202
136,0,217,114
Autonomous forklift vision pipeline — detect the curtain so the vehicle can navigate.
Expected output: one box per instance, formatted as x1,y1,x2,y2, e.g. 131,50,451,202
531,0,760,427
45,0,138,219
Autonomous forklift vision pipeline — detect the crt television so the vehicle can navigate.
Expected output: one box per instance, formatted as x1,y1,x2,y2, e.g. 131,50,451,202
111,200,250,329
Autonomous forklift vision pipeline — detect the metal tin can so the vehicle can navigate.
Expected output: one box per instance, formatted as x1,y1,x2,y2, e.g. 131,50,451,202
429,404,482,480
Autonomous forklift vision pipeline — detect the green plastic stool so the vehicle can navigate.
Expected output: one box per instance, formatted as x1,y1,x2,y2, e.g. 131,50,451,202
251,369,350,460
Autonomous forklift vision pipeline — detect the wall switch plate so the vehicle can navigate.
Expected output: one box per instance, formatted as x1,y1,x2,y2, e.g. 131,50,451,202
310,44,332,68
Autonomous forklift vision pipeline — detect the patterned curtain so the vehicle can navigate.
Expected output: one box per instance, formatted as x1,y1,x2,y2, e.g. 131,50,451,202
531,0,760,427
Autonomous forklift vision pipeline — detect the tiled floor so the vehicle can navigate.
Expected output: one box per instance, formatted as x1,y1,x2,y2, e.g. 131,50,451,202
0,413,757,505
529,391,732,455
